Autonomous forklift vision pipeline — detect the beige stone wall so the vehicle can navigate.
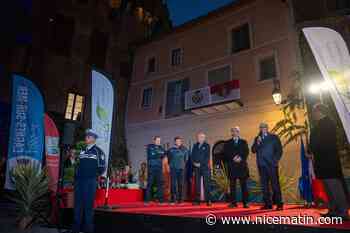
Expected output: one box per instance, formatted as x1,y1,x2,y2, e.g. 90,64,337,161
126,102,303,202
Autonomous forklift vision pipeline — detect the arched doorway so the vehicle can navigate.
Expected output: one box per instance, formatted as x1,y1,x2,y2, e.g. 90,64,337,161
212,140,227,167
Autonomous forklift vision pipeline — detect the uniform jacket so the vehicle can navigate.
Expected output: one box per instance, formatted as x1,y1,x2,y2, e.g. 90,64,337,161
147,144,165,168
191,142,210,169
75,144,106,179
309,116,343,179
251,133,282,167
223,138,250,178
167,146,189,170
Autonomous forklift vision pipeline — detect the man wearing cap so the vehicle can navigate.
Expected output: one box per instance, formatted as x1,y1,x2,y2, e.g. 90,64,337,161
72,129,106,233
223,126,250,208
252,122,283,210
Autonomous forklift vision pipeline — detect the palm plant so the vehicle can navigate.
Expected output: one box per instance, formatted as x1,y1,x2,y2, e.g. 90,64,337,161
271,71,309,146
249,165,300,203
8,164,50,229
211,162,230,199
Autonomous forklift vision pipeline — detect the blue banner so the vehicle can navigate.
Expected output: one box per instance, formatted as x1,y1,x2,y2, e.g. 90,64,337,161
5,74,44,189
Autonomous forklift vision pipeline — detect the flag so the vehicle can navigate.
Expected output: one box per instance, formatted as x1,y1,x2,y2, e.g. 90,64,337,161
44,114,60,193
5,74,45,190
298,138,313,203
303,27,350,143
91,70,114,177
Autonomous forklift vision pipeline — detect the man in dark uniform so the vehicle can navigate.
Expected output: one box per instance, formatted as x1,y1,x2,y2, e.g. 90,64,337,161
252,122,283,210
191,132,212,206
167,136,189,204
223,126,250,208
73,129,106,233
145,136,166,205
308,103,349,219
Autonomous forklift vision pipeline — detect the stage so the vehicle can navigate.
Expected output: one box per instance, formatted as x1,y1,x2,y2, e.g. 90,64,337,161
94,202,350,233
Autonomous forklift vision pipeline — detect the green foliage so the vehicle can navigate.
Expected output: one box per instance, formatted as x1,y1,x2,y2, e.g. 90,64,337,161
249,165,300,203
7,164,50,222
63,167,75,185
74,141,87,151
213,163,300,203
212,162,230,195
271,71,309,146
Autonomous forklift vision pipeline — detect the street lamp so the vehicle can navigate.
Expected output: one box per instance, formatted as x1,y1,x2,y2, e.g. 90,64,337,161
272,79,282,105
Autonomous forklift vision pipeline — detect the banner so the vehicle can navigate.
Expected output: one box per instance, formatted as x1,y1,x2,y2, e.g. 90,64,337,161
91,70,114,176
303,27,350,143
185,80,240,110
5,74,45,190
44,114,60,193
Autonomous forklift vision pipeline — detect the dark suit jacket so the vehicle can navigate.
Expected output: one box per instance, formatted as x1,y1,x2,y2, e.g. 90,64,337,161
223,138,249,178
191,142,210,170
251,133,282,167
309,116,343,179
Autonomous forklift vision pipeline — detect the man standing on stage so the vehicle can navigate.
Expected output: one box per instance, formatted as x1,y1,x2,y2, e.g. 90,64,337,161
308,104,349,220
167,136,189,204
73,129,106,233
252,123,283,210
145,136,166,205
191,132,212,206
223,126,250,208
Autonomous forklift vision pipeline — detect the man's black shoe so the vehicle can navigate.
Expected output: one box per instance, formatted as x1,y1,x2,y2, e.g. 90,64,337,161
228,203,237,208
206,201,212,206
276,204,283,211
260,205,273,210
243,203,250,208
192,201,200,206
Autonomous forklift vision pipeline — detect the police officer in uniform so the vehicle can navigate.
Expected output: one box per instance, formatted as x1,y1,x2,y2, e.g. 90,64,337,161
191,132,212,206
72,129,106,233
167,136,189,204
145,136,166,205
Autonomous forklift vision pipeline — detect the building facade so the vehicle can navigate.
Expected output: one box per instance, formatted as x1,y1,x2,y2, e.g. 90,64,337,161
126,0,302,197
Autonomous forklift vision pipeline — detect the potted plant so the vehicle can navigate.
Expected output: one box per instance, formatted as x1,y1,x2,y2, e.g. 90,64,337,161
8,163,50,230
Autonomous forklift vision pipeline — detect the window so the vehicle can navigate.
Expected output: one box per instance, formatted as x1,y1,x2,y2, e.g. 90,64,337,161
258,55,278,81
208,65,231,86
65,93,84,121
147,57,156,74
165,78,189,118
171,48,183,66
230,23,251,54
141,87,153,109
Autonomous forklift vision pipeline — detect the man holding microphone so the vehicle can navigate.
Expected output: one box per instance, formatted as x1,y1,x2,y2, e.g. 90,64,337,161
252,123,283,210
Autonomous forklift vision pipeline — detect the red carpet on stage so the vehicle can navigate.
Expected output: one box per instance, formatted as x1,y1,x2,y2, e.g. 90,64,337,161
102,202,350,230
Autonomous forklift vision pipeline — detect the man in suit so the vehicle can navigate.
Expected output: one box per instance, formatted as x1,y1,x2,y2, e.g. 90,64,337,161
252,123,283,210
308,103,349,220
223,126,250,208
73,129,106,233
145,136,166,205
191,132,212,206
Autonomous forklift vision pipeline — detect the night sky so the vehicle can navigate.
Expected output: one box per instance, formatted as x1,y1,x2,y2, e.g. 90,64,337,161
166,0,236,26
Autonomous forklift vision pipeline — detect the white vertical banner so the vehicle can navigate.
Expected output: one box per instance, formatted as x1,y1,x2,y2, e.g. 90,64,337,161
303,27,350,143
92,70,114,176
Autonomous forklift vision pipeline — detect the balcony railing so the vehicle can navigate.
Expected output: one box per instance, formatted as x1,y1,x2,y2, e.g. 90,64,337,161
185,80,242,114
